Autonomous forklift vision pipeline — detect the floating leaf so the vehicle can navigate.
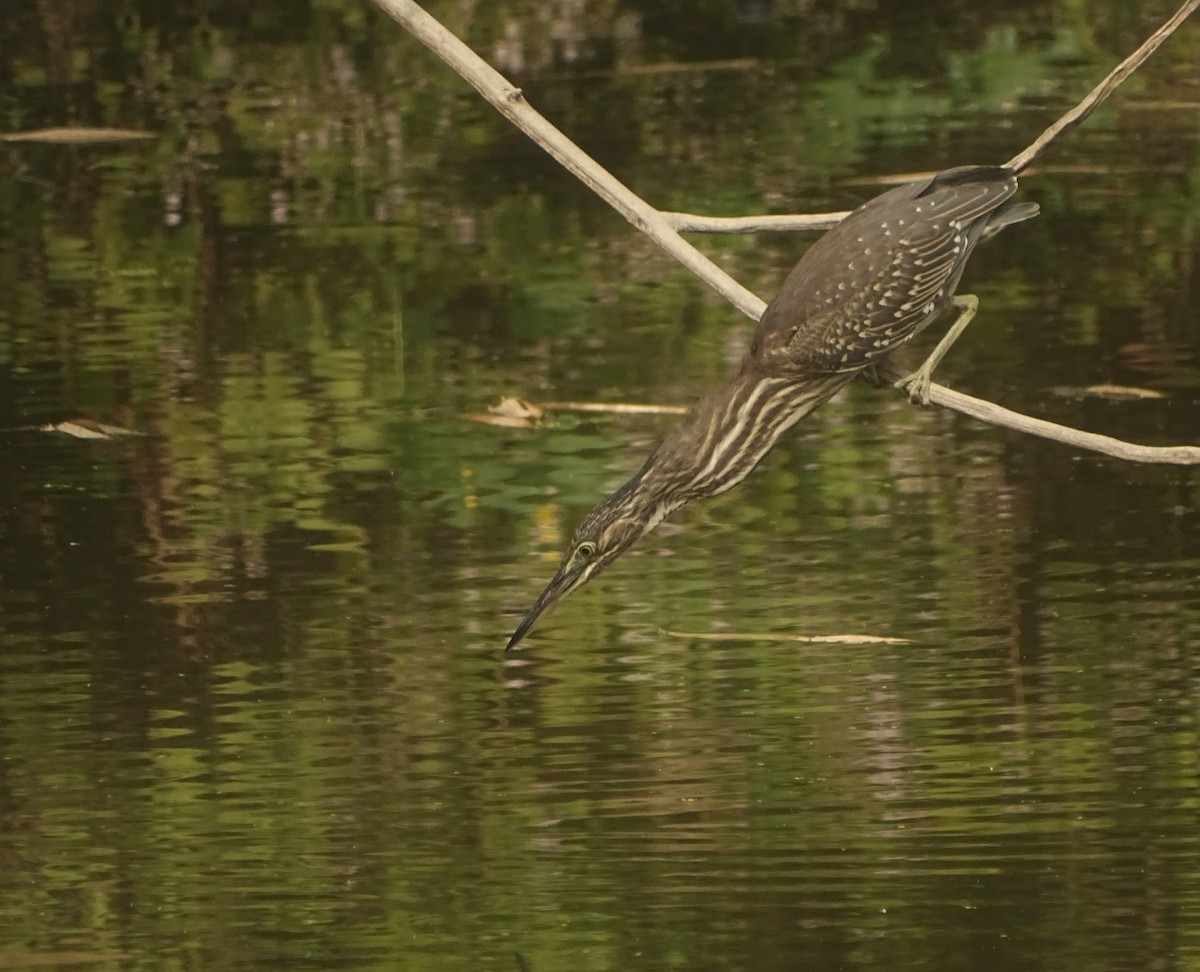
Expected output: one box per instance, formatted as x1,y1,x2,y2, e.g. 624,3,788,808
465,396,544,429
490,396,543,421
38,419,140,440
1052,384,1166,401
468,396,687,429
663,629,910,645
1082,383,1165,401
1,127,154,144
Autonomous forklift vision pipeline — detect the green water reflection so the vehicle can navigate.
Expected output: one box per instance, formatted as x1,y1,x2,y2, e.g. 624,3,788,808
1,1,1199,970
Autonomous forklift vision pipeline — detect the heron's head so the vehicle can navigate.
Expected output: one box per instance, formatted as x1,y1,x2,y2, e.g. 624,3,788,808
506,487,662,651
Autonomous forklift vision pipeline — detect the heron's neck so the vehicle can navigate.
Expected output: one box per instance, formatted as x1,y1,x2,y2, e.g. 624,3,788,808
630,366,855,516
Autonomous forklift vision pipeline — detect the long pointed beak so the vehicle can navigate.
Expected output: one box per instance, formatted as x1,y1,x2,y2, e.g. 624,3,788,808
506,568,577,651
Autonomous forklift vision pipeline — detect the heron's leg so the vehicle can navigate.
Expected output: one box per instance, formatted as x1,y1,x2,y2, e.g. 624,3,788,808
858,359,891,388
895,294,979,406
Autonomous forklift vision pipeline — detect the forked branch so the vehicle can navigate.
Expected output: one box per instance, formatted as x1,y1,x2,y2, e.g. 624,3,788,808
375,0,1200,465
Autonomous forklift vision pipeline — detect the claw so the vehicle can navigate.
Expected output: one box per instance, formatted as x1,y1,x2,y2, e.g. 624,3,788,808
894,369,933,406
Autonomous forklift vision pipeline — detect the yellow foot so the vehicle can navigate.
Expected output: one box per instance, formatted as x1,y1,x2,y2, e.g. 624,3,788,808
894,369,933,406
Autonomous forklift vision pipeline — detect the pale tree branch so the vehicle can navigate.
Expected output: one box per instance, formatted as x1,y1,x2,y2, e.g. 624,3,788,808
870,365,1200,464
375,0,1200,465
662,211,850,233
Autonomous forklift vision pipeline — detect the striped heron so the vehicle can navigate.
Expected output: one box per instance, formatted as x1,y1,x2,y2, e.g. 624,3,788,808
507,165,1038,650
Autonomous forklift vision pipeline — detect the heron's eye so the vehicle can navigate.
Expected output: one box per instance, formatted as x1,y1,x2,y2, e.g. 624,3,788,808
575,541,597,561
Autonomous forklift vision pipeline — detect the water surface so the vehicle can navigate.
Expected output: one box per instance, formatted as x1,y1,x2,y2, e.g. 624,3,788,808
1,2,1199,970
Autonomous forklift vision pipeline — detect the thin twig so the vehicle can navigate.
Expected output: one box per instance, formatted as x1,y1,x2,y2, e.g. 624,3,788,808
539,401,689,415
380,0,1200,464
663,629,910,645
1006,0,1200,173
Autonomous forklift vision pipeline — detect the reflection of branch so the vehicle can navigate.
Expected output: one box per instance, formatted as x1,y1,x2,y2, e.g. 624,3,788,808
1006,0,1200,174
377,0,1200,464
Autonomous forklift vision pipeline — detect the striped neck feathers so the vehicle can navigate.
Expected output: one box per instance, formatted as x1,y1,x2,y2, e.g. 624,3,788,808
644,366,852,503
600,366,853,537
559,366,853,591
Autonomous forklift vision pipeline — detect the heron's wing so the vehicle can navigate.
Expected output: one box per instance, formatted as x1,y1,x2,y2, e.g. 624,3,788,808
752,174,1019,375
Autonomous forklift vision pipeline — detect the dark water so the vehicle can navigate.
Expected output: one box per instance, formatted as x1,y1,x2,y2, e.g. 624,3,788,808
2,2,1200,970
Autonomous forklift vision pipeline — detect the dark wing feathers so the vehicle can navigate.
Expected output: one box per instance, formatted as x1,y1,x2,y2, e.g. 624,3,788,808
751,166,1032,376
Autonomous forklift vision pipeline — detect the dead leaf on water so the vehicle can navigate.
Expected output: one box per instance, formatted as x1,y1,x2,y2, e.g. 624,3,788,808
1082,383,1165,400
467,395,688,429
1052,383,1165,401
663,629,910,645
38,419,140,440
1,127,154,144
491,396,543,420
464,396,544,429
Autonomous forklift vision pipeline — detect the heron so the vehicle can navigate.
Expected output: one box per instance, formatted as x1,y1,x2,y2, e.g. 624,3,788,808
507,165,1038,650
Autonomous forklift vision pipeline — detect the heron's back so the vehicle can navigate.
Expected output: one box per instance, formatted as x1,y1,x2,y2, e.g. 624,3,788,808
751,165,1038,376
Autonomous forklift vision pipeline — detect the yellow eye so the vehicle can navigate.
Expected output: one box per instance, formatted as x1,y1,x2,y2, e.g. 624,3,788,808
575,541,597,560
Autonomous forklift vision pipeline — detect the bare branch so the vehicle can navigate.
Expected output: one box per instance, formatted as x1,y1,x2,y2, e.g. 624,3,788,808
540,401,689,416
1006,0,1200,173
662,211,850,233
872,365,1200,465
379,0,1200,464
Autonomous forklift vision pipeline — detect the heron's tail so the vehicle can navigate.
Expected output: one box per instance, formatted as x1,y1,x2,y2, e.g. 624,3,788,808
982,201,1040,242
